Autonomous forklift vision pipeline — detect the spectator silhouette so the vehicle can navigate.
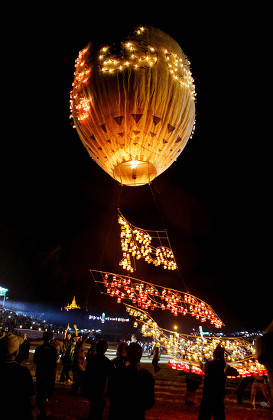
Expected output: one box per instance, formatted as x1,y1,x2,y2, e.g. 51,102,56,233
85,339,97,364
111,341,129,369
16,332,30,364
33,330,58,418
83,339,113,419
251,370,271,408
151,343,160,373
70,327,93,395
198,345,226,420
108,342,155,420
0,333,38,419
255,320,273,409
236,361,254,404
60,324,74,383
185,367,202,410
108,341,129,419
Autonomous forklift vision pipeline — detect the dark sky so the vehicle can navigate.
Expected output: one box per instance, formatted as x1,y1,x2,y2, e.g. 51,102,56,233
1,7,271,332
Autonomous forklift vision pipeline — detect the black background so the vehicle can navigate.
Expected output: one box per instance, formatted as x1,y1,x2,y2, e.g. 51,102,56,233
1,5,271,332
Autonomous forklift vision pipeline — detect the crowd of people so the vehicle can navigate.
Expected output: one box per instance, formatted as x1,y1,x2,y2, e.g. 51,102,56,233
0,307,65,336
0,308,273,419
0,326,155,420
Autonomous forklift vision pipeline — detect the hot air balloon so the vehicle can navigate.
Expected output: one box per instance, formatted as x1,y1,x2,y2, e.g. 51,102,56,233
70,26,196,186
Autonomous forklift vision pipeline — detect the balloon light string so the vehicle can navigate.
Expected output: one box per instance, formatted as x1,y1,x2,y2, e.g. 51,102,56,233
117,209,177,273
90,269,223,328
148,182,167,231
123,303,267,378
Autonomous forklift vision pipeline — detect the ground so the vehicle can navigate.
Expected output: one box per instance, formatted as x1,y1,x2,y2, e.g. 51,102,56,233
43,387,272,419
24,341,272,419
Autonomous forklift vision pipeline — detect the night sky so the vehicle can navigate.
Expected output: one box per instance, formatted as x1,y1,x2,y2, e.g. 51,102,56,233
1,7,271,333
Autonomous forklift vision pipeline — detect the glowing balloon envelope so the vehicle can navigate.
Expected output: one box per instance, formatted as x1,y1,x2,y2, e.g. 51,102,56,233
70,26,196,186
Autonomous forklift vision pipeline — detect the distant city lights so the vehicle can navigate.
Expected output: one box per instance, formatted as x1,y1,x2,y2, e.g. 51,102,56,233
88,312,129,323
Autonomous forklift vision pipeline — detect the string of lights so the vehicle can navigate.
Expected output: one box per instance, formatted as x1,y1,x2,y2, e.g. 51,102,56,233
69,28,196,126
69,47,91,124
90,270,223,328
90,269,266,376
118,211,177,273
98,40,158,72
94,25,195,99
124,303,266,378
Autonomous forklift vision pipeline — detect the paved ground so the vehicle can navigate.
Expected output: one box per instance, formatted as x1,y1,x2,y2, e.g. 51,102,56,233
23,342,272,419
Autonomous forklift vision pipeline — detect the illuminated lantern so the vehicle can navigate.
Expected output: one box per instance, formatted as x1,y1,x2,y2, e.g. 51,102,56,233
70,26,196,186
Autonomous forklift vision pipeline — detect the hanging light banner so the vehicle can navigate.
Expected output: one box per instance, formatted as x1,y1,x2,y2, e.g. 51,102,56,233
90,270,223,328
118,210,177,273
124,303,265,378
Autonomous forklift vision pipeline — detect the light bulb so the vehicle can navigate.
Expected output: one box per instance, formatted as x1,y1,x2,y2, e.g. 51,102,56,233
131,160,139,169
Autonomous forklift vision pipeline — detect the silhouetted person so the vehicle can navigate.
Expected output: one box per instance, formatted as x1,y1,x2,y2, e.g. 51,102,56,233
85,339,97,364
33,331,58,418
111,341,129,369
0,334,38,419
151,343,160,373
185,367,202,410
256,320,273,409
251,370,271,408
108,341,129,419
83,339,113,419
198,345,226,420
60,324,74,383
16,332,30,364
70,328,93,395
108,342,155,420
236,371,254,404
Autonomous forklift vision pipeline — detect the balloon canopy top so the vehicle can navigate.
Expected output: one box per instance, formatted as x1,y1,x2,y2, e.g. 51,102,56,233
70,26,196,186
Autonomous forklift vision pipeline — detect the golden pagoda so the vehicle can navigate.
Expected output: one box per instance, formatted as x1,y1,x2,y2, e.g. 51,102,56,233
64,296,80,311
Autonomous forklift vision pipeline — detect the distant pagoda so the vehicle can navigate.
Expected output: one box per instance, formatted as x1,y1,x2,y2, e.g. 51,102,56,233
64,296,80,311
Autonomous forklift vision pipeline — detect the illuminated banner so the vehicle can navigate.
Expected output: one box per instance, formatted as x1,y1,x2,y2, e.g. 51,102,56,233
90,270,223,328
125,303,265,378
118,210,177,273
